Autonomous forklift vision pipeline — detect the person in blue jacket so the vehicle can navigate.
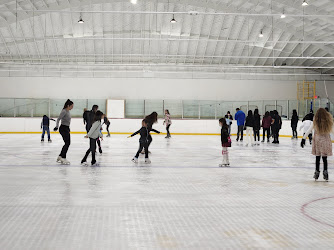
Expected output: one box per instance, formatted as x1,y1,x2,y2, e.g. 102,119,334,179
235,108,246,141
41,115,55,142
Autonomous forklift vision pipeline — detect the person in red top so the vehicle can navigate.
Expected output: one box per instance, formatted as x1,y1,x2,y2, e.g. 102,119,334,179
261,111,272,143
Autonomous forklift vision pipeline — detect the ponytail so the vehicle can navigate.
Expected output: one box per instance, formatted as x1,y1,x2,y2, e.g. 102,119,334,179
63,99,73,109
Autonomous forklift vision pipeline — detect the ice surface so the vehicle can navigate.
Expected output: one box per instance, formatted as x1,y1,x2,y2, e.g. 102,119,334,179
0,133,333,249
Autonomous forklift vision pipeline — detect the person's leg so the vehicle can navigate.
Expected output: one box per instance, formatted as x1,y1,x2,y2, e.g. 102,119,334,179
323,157,328,171
222,147,228,165
91,138,97,164
135,143,144,158
47,126,51,140
316,156,321,172
144,143,149,159
82,148,91,163
147,134,152,148
251,128,254,144
59,126,71,158
97,138,102,153
41,126,46,140
106,125,110,136
309,133,313,144
240,126,244,140
236,126,240,140
166,125,170,137
257,130,260,141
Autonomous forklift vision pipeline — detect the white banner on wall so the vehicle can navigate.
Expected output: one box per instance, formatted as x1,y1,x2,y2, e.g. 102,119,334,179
107,100,125,118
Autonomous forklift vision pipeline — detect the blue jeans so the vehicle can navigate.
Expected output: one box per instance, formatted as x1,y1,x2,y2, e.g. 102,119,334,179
42,126,50,140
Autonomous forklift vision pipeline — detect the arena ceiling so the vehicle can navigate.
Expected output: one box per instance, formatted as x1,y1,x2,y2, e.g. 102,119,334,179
0,0,333,79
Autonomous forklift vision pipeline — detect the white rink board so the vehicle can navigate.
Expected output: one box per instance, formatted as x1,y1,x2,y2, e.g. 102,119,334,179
0,117,305,136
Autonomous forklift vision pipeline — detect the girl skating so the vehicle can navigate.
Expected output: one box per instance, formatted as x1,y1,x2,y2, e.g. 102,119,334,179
163,109,172,138
81,111,104,166
291,109,299,139
219,118,231,167
129,119,152,164
245,110,255,146
54,99,73,165
141,112,161,154
301,108,333,181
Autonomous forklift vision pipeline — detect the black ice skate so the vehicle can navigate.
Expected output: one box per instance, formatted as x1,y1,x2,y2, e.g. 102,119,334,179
313,170,320,180
323,170,329,181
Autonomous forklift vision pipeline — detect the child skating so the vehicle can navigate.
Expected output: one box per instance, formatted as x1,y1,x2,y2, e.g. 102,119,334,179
219,118,231,167
129,119,152,164
163,109,172,138
41,115,55,142
301,108,334,181
81,111,104,166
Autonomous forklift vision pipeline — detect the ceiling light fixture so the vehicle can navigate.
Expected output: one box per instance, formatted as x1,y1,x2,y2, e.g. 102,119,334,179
131,0,137,4
78,16,84,23
259,30,264,38
302,0,308,6
170,14,177,23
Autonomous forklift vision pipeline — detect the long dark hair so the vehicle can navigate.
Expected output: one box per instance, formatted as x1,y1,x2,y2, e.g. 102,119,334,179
93,110,103,122
247,110,253,117
219,118,228,128
254,109,259,116
63,99,73,109
145,112,158,124
292,109,298,117
165,110,170,115
264,111,270,117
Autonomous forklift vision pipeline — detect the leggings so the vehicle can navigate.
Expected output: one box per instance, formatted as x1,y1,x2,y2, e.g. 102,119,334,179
292,127,297,137
254,129,260,141
263,128,270,140
82,138,97,164
166,124,171,137
316,156,328,171
245,127,254,144
106,124,110,136
59,125,71,158
136,142,149,159
237,125,244,140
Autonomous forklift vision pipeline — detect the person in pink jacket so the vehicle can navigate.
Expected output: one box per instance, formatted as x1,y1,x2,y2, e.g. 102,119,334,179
163,109,172,138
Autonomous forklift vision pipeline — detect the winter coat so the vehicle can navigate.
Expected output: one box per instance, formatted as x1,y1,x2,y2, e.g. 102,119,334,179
235,110,246,126
291,114,298,128
262,116,272,129
245,115,255,128
221,126,229,144
253,114,261,130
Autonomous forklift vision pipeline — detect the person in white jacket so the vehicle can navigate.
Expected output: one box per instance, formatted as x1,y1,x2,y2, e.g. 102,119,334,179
299,114,313,145
81,111,104,166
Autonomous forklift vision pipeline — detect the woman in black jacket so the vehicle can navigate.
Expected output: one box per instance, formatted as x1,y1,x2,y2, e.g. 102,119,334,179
219,118,230,167
253,109,261,143
291,109,298,139
245,110,255,146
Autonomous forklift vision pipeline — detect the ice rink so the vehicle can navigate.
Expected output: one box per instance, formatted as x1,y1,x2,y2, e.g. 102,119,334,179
0,133,334,249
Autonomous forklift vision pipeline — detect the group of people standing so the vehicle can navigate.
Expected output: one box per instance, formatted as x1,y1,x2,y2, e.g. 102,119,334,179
233,108,282,146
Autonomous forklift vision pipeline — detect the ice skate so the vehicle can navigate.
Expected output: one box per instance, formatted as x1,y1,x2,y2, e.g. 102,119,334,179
219,164,226,167
41,138,44,142
145,158,151,164
81,161,88,166
48,139,52,143
132,158,138,163
323,170,329,181
91,162,99,167
60,158,70,165
56,156,63,163
313,170,320,180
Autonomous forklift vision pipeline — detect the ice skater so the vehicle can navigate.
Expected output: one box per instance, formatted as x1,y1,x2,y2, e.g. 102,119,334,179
253,109,261,143
41,115,55,142
291,109,299,139
87,105,103,154
225,111,233,135
261,111,272,143
103,116,111,137
83,108,90,133
219,118,231,167
235,108,245,142
54,99,73,165
163,109,172,138
81,111,104,166
245,110,255,146
129,119,152,164
271,110,281,144
301,108,333,181
300,113,313,145
141,112,161,154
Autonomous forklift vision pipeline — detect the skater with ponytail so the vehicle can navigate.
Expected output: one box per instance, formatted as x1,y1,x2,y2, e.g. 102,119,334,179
54,99,73,165
301,108,334,181
142,112,160,154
